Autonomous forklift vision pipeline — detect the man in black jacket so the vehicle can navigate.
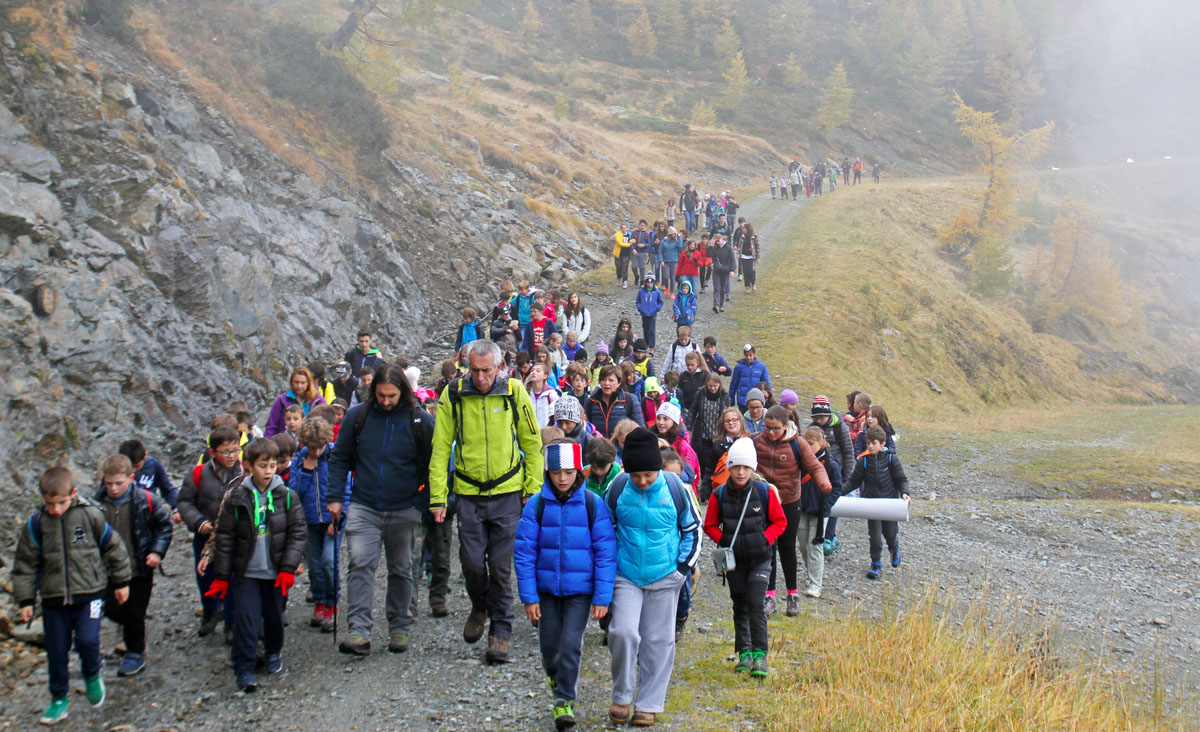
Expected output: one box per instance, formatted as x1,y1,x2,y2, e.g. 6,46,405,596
709,235,735,313
326,363,436,656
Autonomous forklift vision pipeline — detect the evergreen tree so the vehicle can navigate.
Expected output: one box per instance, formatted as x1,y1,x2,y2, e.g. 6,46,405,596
934,0,974,87
651,0,687,63
712,19,740,66
817,62,853,134
571,0,597,54
623,5,658,59
691,98,717,126
520,0,542,36
688,0,728,60
1028,200,1123,333
723,50,747,104
898,22,946,121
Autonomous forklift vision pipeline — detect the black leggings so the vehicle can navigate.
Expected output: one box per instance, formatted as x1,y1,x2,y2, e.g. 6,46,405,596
768,501,803,592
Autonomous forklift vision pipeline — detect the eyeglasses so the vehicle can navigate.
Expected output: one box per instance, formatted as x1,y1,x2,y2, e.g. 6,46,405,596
216,449,240,457
723,417,742,424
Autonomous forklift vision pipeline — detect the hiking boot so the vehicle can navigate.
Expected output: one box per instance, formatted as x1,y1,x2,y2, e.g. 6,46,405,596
388,632,409,653
117,651,145,677
609,703,631,724
763,595,777,617
311,603,326,628
320,606,336,633
430,601,449,617
84,674,105,707
265,653,283,674
674,615,687,643
805,586,822,599
338,634,371,656
631,710,656,726
552,700,576,730
866,562,882,580
463,609,487,644
236,672,257,693
39,698,68,726
484,635,510,664
822,539,834,557
198,610,220,637
785,594,801,617
750,650,769,678
734,649,753,673
547,676,557,695
891,548,901,568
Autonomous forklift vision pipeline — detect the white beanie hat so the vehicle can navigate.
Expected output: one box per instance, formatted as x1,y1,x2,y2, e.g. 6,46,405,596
726,437,758,470
404,366,421,392
656,401,681,426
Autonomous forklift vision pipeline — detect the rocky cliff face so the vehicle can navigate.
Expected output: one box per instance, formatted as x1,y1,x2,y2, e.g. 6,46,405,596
0,30,606,499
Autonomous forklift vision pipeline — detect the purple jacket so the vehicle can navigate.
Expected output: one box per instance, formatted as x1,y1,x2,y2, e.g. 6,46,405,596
264,390,327,438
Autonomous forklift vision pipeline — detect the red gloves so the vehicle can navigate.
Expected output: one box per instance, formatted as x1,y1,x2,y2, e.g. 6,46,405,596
205,579,229,599
275,571,295,596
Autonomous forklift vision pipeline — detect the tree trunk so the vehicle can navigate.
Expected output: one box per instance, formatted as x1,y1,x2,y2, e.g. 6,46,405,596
325,0,379,52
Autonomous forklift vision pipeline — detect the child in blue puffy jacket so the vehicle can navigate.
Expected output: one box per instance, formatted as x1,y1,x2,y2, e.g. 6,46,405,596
288,417,342,632
636,274,665,349
515,441,618,730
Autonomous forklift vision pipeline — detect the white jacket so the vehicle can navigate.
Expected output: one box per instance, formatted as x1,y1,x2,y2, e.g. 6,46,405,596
659,339,701,377
563,308,591,344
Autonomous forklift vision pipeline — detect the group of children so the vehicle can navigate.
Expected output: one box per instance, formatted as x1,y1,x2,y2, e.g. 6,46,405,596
12,269,913,729
770,157,882,200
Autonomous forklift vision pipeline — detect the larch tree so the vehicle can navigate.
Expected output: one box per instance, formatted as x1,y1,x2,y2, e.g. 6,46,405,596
623,5,658,59
1028,200,1123,334
939,93,1053,296
521,0,543,36
571,0,597,53
324,0,441,52
723,50,747,104
817,62,853,135
651,0,687,63
690,99,717,126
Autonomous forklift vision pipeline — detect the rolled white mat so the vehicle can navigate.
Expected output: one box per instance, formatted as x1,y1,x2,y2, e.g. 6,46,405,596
829,496,910,521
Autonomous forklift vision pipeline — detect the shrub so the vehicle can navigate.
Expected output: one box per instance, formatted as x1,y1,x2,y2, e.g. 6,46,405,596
620,114,689,136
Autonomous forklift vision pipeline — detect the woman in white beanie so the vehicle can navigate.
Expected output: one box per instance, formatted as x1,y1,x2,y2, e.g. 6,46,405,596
702,437,786,679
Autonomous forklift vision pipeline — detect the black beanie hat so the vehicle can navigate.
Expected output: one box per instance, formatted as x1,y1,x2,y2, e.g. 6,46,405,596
622,427,663,474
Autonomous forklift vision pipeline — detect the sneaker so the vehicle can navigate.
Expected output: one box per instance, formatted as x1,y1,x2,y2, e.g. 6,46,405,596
631,710,656,726
712,306,719,314
84,674,105,707
737,274,743,282
891,549,901,568
311,603,326,628
623,281,629,289
752,284,757,292
750,650,769,678
674,615,687,643
430,600,449,617
320,606,336,633
866,562,882,580
388,632,409,653
265,653,283,674
484,635,510,664
338,633,371,656
39,698,68,726
552,700,576,730
463,609,487,644
822,539,834,557
763,595,777,616
609,703,632,724
198,610,220,637
547,676,558,695
785,594,800,617
118,651,145,677
831,536,840,552
734,649,752,673
236,672,257,693
805,586,822,598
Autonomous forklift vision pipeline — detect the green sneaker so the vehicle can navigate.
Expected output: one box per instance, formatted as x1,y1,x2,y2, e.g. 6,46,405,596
734,649,752,673
552,700,576,730
39,698,68,725
547,676,557,695
750,650,769,678
84,674,106,707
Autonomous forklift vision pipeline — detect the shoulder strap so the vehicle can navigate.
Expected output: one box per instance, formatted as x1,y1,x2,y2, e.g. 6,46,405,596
354,400,370,435
410,407,430,473
192,464,204,489
535,494,546,525
585,489,596,529
28,512,42,551
142,489,156,516
789,438,802,466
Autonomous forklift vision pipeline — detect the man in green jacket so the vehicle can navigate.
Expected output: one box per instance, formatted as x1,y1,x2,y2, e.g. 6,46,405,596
431,339,543,664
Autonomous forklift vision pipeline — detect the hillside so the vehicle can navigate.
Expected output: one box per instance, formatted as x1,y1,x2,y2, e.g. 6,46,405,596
729,168,1200,419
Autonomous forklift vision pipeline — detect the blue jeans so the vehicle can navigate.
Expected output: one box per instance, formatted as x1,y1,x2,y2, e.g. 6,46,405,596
680,275,699,295
44,600,103,699
306,524,339,605
539,594,592,702
194,533,235,627
684,210,696,232
231,578,284,676
641,315,657,349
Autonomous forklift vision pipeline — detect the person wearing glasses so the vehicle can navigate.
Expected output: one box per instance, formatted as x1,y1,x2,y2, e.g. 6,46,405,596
177,426,245,640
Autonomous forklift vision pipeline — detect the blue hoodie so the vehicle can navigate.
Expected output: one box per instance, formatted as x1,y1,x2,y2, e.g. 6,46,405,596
514,482,618,605
636,284,664,317
673,282,697,324
659,235,683,265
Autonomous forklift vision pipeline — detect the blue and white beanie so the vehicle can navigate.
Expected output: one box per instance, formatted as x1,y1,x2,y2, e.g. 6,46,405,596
544,442,583,472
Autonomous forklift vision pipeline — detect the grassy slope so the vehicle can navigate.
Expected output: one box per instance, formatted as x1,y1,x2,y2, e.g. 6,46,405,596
729,176,1200,425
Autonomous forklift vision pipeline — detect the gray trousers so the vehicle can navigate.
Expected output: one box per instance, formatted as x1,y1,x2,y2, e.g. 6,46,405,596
609,571,686,713
713,271,730,309
457,491,523,640
794,513,825,591
344,504,421,637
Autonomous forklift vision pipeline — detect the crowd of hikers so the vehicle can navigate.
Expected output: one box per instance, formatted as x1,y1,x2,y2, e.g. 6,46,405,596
769,156,881,200
12,183,912,730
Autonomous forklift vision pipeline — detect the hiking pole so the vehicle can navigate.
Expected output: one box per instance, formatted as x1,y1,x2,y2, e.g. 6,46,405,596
332,512,344,648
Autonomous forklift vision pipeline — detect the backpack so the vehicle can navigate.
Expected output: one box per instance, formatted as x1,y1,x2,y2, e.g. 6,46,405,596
444,376,525,492
27,500,114,588
350,398,431,474
534,489,597,530
605,471,694,528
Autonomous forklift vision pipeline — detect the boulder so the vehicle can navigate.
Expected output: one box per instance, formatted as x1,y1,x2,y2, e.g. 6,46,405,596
0,172,62,234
